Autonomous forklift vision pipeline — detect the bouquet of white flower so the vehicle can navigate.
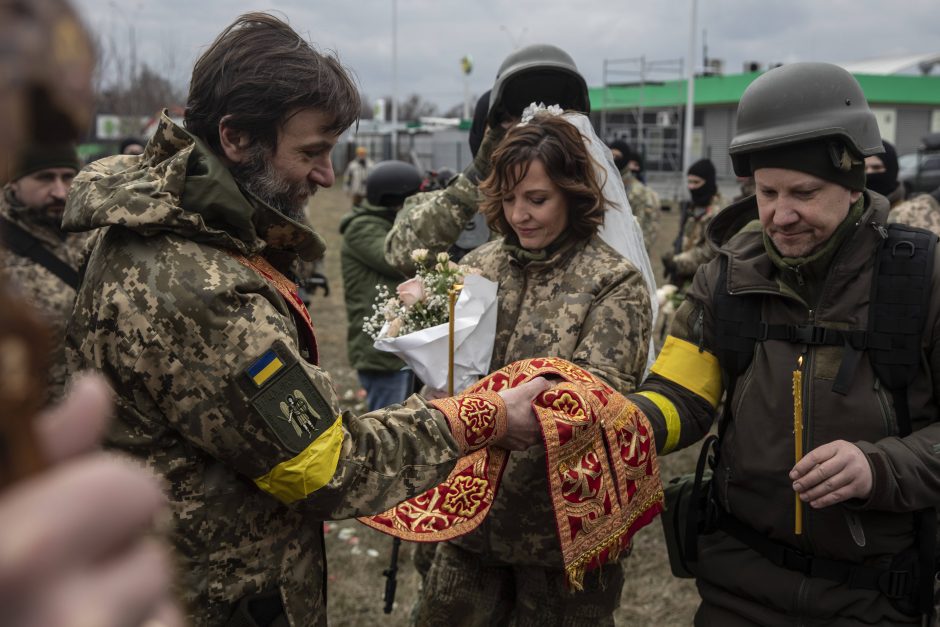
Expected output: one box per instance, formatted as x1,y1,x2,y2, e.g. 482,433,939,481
364,249,498,392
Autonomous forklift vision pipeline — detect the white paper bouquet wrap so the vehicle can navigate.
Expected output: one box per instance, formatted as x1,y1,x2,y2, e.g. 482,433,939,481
373,274,498,392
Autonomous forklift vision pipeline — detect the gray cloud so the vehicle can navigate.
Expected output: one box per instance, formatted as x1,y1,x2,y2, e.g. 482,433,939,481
73,0,940,111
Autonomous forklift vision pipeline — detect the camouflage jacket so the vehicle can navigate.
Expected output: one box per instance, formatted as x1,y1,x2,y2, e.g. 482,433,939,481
339,202,406,372
888,192,940,238
0,187,90,400
673,192,723,282
449,233,652,566
622,169,661,255
62,114,511,626
384,173,483,274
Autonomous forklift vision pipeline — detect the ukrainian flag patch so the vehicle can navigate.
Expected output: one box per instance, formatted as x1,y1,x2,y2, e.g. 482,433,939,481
247,350,284,387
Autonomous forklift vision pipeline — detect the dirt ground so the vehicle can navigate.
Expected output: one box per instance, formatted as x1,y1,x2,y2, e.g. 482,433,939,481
309,184,702,626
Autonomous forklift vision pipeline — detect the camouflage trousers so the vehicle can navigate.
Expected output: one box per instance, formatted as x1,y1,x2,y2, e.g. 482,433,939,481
411,542,624,627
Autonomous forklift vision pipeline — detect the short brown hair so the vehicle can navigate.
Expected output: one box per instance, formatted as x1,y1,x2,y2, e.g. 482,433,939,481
479,113,606,241
184,12,360,154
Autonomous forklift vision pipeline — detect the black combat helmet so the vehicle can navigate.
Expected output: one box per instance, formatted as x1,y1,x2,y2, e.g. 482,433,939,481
488,44,589,124
365,161,423,207
728,62,882,177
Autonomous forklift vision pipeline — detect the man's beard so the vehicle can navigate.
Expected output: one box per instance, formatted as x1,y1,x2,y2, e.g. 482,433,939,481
231,144,316,222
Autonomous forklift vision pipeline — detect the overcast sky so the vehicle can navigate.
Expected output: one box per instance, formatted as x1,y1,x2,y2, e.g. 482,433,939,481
72,0,940,112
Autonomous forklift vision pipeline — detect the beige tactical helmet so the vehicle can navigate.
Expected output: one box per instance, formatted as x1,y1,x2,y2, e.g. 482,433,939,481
0,0,95,183
729,62,882,177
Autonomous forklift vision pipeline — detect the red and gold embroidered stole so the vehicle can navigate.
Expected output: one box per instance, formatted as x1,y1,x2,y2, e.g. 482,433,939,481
359,357,664,589
229,253,319,364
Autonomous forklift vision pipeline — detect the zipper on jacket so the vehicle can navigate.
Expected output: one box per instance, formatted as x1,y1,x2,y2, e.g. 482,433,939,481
792,264,805,287
871,221,889,240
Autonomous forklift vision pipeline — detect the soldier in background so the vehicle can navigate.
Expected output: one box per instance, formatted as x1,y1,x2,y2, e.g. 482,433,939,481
1,143,89,400
609,139,660,255
342,145,372,205
661,158,723,285
340,161,420,411
865,140,906,206
119,136,146,156
867,140,940,237
63,13,546,625
732,175,756,202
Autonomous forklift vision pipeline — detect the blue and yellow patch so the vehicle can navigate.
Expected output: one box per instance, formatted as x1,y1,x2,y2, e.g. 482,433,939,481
247,350,284,387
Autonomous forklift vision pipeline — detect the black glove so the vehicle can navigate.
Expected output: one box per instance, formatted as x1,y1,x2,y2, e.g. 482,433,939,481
463,124,508,184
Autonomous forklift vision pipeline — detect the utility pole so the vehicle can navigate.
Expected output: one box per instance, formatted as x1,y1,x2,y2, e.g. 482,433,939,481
391,0,398,160
682,0,698,175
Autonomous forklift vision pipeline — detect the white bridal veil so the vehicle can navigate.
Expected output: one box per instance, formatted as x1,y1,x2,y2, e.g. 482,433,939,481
521,103,659,369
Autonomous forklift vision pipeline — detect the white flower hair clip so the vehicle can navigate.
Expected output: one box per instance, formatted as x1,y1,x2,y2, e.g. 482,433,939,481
519,102,564,125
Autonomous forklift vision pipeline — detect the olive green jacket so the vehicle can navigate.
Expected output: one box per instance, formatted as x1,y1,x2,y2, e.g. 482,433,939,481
636,192,940,625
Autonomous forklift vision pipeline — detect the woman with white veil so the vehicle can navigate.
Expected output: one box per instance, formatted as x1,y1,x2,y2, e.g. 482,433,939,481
561,107,659,370
412,104,655,626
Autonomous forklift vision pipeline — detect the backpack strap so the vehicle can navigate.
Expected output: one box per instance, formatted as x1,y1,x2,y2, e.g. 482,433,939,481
868,223,938,618
868,223,936,435
712,255,762,379
0,216,80,289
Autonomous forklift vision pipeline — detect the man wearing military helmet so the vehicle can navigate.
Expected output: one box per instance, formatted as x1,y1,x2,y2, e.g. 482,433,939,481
628,62,940,624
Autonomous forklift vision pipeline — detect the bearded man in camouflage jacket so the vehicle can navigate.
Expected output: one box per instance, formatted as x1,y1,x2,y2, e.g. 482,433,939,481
1,144,89,400
63,13,546,626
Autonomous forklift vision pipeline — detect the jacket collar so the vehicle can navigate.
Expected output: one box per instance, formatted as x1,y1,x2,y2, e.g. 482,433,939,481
708,191,890,299
63,111,325,261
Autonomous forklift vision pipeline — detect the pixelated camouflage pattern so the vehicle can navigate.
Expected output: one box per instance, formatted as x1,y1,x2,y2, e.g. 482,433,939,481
622,170,661,255
445,234,651,567
384,172,484,274
888,192,940,238
62,113,501,626
673,193,724,281
414,542,625,627
0,187,90,400
637,193,940,625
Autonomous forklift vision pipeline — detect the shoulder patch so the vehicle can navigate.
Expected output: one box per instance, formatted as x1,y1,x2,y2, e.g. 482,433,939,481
244,341,335,454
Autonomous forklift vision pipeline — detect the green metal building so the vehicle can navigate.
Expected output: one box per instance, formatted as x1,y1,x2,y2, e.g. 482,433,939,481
590,71,940,177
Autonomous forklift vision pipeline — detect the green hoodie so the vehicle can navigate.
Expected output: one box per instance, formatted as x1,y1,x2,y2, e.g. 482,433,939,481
339,201,406,371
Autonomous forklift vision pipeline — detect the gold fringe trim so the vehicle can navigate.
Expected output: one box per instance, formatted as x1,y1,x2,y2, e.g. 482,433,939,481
563,488,665,590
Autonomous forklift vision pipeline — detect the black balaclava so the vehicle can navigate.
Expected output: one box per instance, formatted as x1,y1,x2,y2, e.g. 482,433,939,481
608,139,632,172
687,158,717,207
627,148,646,183
865,140,900,198
468,90,491,158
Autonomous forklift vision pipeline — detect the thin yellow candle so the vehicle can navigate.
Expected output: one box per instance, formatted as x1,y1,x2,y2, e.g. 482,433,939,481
447,284,463,396
793,355,804,535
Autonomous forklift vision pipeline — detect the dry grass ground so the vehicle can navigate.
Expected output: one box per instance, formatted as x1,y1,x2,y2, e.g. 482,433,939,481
308,185,701,626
